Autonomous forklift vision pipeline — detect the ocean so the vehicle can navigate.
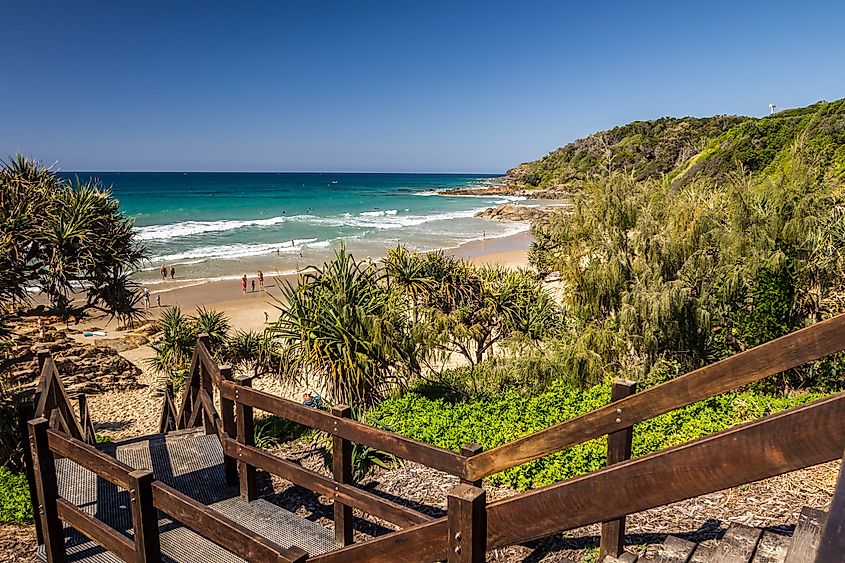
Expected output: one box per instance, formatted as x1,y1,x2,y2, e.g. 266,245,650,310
61,172,529,285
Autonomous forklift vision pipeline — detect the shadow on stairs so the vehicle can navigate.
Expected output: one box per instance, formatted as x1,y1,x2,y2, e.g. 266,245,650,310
36,429,338,562
604,507,828,563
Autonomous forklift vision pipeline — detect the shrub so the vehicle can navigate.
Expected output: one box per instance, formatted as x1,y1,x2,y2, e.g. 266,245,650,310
0,467,32,523
370,379,826,490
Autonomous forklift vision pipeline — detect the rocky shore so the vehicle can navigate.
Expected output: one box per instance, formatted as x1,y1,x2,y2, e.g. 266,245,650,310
437,180,571,200
475,202,571,222
6,319,146,398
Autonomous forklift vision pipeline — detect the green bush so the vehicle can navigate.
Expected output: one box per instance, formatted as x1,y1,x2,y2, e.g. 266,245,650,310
0,467,32,523
370,379,826,490
253,415,311,449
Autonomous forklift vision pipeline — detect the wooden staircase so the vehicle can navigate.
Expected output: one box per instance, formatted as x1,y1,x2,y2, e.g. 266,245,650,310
605,507,829,563
22,319,845,563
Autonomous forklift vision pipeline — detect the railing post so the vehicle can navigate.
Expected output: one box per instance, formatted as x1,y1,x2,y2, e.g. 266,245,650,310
77,393,96,444
17,401,43,544
28,417,65,563
599,379,637,560
37,349,51,373
460,443,484,487
129,469,161,562
447,483,486,563
219,365,238,486
815,448,845,562
235,376,256,501
197,334,215,435
332,405,354,546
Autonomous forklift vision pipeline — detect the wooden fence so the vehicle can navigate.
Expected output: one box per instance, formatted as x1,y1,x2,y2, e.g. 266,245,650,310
26,313,845,562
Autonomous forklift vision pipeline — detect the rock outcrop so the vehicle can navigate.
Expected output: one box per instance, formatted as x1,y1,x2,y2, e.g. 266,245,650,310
474,203,572,222
7,321,144,398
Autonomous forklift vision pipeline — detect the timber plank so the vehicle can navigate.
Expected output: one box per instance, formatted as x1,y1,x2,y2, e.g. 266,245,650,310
484,393,845,550
55,498,135,562
308,520,448,563
689,545,716,563
751,532,790,563
309,393,845,562
815,451,845,563
151,480,305,562
465,314,845,481
711,523,761,563
225,382,468,478
223,438,430,528
47,430,134,489
655,535,696,563
784,507,825,563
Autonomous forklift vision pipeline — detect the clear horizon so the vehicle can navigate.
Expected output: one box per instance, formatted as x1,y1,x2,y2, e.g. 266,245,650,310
3,0,845,172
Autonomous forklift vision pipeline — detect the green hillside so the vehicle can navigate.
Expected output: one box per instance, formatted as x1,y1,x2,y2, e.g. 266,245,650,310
507,98,845,189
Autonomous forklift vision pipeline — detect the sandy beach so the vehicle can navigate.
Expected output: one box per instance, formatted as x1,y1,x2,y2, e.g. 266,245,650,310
128,230,533,333
59,231,533,439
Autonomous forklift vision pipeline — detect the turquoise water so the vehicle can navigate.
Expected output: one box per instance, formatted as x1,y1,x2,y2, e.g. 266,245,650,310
62,172,528,283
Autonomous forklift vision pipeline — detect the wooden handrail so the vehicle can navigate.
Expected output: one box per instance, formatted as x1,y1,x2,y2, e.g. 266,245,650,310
151,480,308,562
222,436,431,528
465,313,845,481
176,349,201,428
55,498,135,562
46,429,134,489
220,381,469,478
309,390,845,562
34,355,86,442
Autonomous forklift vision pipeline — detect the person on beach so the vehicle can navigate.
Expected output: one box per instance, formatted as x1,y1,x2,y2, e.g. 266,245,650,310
258,271,264,291
242,274,247,294
251,279,256,293
143,287,150,309
160,265,166,279
264,311,269,323
169,265,175,279
156,293,161,308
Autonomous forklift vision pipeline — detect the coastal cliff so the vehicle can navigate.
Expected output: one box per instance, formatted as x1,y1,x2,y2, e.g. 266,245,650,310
502,98,845,191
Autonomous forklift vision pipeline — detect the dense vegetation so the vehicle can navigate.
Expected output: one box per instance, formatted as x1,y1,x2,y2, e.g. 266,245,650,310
266,247,561,405
530,145,845,390
371,380,825,490
148,306,267,392
508,98,845,190
363,100,845,490
0,155,147,327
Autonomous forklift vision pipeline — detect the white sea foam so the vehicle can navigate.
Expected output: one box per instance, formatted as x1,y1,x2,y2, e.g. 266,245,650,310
301,207,491,230
358,209,399,217
149,238,319,263
135,216,287,241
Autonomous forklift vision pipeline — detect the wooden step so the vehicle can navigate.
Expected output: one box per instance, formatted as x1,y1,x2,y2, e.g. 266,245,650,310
750,532,791,563
784,507,826,563
655,535,697,563
604,551,639,563
711,523,762,562
690,545,717,563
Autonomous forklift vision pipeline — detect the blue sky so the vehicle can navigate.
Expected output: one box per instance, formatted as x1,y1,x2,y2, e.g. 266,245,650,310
2,0,843,172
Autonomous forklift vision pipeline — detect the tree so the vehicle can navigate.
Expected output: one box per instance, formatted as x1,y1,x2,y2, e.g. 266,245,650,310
529,145,845,390
267,248,419,407
0,155,147,324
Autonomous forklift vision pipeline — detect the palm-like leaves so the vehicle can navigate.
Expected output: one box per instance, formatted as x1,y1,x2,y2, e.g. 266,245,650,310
0,155,148,324
267,247,415,406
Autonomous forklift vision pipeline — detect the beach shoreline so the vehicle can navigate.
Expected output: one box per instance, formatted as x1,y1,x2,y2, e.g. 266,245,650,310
126,230,533,333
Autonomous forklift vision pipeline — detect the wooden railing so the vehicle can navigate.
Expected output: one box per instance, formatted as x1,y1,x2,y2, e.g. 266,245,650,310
27,313,845,562
28,413,308,563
